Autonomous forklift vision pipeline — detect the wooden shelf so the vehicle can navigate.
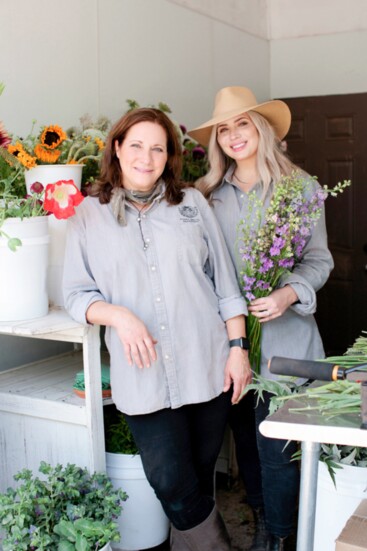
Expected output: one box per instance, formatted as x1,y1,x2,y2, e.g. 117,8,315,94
0,309,106,491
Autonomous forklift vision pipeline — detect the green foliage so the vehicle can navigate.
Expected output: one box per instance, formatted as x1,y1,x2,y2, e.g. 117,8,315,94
104,405,139,455
0,461,127,550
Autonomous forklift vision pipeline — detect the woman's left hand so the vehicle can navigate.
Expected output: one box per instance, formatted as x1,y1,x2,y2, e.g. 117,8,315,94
248,286,298,323
223,348,252,404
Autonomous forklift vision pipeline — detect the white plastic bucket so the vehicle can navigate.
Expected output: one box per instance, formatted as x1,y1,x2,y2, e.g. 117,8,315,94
0,216,49,321
313,460,367,551
25,164,83,307
106,452,169,551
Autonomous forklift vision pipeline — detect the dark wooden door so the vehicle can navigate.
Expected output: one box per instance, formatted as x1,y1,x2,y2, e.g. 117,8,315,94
282,93,367,356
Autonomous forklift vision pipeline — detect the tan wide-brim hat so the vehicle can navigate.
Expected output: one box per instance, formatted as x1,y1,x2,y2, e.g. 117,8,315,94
188,86,291,146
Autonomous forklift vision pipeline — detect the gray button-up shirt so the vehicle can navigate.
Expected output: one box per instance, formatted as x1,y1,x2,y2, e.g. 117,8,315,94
211,167,334,378
63,186,247,414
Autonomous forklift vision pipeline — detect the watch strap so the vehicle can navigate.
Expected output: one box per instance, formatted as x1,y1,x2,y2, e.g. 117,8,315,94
229,337,250,350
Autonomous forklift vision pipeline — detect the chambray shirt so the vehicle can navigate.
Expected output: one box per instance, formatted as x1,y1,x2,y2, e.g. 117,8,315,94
63,186,247,414
211,166,334,379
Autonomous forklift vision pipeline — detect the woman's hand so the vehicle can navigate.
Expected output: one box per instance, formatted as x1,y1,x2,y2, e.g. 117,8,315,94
223,348,252,404
86,302,157,369
248,286,298,323
113,307,158,368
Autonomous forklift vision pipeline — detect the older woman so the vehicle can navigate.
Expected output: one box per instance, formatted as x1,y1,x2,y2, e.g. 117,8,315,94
63,107,252,550
189,87,334,551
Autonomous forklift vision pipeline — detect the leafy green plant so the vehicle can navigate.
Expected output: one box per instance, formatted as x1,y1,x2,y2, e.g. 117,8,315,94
0,461,127,551
104,405,139,455
243,331,367,483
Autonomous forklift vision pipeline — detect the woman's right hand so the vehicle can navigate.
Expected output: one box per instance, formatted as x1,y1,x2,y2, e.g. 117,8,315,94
86,301,158,369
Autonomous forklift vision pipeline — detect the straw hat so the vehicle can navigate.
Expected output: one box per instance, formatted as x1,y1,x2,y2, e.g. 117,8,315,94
187,86,291,146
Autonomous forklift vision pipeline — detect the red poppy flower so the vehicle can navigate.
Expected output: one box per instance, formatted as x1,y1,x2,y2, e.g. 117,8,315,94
44,180,84,219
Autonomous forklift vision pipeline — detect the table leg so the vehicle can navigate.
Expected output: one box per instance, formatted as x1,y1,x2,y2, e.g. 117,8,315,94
296,441,320,551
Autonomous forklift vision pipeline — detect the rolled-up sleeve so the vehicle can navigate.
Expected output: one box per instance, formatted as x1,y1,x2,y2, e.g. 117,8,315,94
279,201,334,315
199,194,248,321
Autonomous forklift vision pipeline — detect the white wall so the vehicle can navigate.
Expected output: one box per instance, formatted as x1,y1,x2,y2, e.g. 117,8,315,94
270,30,367,98
0,0,269,136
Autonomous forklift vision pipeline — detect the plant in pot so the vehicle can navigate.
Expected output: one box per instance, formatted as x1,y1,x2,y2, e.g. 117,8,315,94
0,146,84,321
104,404,169,551
0,461,127,551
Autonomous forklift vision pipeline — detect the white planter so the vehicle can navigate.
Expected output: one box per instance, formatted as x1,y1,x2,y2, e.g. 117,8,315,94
100,544,112,551
106,452,170,551
25,164,83,307
0,216,49,321
314,460,367,551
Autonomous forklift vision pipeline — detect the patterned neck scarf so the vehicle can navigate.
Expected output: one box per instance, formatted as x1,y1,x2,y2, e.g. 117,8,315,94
110,180,165,226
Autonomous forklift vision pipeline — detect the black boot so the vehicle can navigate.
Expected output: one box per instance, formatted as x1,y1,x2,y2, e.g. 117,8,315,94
249,507,268,551
267,534,288,551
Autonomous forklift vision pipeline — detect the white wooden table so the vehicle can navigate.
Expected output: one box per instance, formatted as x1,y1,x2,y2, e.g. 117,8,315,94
0,308,106,490
260,397,367,551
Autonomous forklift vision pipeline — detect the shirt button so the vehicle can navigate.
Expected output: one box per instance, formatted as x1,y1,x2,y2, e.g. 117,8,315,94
160,325,166,330
164,354,170,360
156,296,161,302
240,194,244,199
146,238,150,243
151,265,156,271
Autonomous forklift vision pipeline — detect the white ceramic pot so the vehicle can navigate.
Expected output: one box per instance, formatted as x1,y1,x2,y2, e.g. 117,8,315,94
100,544,112,551
106,452,169,551
0,216,49,321
313,460,367,551
25,164,83,307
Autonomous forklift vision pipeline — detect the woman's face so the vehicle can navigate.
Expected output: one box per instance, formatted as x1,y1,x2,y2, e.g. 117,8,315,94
216,113,259,163
115,121,168,191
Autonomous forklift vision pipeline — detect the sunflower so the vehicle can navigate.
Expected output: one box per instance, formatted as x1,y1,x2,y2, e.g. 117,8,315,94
34,144,61,163
39,125,67,150
8,141,37,168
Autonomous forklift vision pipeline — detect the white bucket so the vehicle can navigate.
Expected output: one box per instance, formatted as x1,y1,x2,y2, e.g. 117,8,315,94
313,460,367,551
25,164,83,307
106,452,169,551
0,216,49,321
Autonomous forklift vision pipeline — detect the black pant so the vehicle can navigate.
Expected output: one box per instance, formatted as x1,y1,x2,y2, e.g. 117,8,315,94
124,391,232,530
228,389,263,509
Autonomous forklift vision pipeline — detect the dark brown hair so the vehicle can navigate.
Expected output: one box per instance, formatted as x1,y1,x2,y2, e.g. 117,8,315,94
90,108,184,204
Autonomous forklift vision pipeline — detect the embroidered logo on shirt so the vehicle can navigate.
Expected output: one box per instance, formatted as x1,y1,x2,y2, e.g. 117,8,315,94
179,206,199,221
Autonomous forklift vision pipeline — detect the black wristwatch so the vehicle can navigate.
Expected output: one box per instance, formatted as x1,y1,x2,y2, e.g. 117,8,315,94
229,337,250,350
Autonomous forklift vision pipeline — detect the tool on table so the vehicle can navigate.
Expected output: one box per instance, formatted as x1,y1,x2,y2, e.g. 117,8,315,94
268,356,367,429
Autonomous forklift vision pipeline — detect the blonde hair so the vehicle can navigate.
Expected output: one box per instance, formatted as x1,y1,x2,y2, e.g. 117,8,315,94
196,111,298,201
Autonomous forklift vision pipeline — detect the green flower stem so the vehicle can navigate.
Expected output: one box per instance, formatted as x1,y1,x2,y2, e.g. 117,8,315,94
247,314,262,375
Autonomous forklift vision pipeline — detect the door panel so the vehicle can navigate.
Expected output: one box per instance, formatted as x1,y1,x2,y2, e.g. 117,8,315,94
282,93,367,355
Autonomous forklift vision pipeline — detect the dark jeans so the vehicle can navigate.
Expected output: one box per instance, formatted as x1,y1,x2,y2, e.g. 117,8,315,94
124,391,232,530
228,390,263,509
255,391,300,537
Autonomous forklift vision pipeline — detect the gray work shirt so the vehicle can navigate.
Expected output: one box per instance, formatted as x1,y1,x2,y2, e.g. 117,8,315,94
63,186,247,414
211,167,334,379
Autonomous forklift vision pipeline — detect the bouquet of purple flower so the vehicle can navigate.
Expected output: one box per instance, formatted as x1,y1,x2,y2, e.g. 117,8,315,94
237,170,350,374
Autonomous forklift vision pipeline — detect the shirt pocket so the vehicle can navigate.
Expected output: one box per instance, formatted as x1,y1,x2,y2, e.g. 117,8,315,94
177,223,207,266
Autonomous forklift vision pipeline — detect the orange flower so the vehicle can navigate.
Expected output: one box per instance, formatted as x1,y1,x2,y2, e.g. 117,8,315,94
95,137,105,151
40,125,67,150
44,180,84,219
34,144,61,163
8,141,37,168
